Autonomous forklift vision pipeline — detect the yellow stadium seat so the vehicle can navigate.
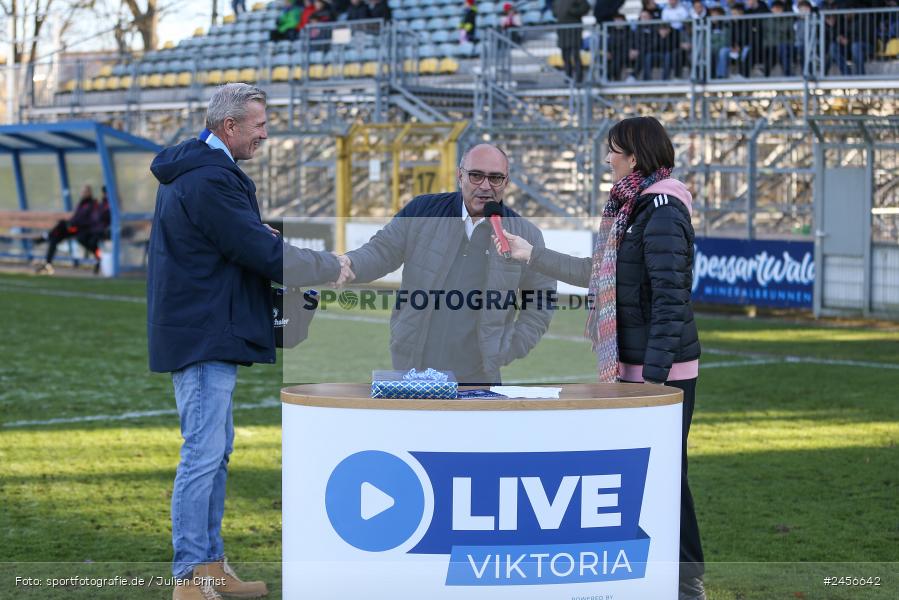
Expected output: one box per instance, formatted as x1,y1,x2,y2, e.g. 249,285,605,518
106,76,120,90
362,61,379,77
884,38,899,58
82,78,94,92
580,51,591,65
139,74,149,87
292,66,304,79
439,57,459,74
223,68,240,83
223,14,235,24
206,70,224,85
162,73,177,87
147,73,163,88
272,66,290,81
163,40,174,49
176,72,192,86
308,64,331,79
419,58,439,74
119,75,133,89
404,59,417,73
98,65,113,77
92,77,107,91
63,79,77,92
238,67,257,81
548,54,564,68
193,27,205,37
252,2,265,9
343,63,362,78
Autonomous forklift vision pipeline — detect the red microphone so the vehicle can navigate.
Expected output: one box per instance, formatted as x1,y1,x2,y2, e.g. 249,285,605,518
484,201,511,259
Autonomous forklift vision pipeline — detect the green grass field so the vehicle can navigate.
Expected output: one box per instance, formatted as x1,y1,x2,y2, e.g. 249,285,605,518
1,272,897,599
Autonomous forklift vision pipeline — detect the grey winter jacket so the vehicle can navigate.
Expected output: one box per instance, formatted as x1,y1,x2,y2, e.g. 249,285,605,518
346,192,556,381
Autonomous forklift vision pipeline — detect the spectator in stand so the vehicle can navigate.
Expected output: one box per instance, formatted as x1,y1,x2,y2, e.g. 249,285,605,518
300,0,318,29
332,0,350,18
793,0,812,72
743,0,770,72
878,0,899,43
825,4,875,75
607,12,632,80
34,184,97,275
308,0,334,51
347,0,370,20
595,0,626,23
709,5,731,67
716,3,753,77
762,1,796,75
500,3,523,43
232,0,247,15
553,0,591,82
630,9,656,79
690,0,708,19
662,0,690,30
643,0,664,19
368,0,392,22
271,0,303,40
643,21,683,79
461,0,478,43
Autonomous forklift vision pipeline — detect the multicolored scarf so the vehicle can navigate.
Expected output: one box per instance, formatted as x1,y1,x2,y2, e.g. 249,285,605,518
586,167,672,382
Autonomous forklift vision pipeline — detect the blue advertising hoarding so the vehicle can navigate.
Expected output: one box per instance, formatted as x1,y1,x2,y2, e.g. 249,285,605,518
692,237,815,308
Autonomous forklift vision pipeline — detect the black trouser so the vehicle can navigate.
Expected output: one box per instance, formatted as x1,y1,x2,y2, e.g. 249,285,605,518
45,220,99,264
621,377,704,580
667,377,705,580
561,46,583,83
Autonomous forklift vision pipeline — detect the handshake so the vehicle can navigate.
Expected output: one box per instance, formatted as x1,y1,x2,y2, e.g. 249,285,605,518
332,253,355,287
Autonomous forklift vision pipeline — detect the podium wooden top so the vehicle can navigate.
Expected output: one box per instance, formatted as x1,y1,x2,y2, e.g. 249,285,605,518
280,383,682,411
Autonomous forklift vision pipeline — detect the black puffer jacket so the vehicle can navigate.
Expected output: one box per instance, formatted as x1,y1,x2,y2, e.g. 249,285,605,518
529,188,700,383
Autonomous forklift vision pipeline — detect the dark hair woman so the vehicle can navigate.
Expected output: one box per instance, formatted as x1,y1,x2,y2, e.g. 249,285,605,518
496,116,705,600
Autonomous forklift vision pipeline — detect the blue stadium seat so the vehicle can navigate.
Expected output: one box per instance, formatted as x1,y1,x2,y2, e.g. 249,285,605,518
394,8,409,19
272,52,292,66
522,10,541,25
479,13,498,27
408,7,425,18
409,18,427,29
309,51,326,64
457,41,476,56
431,29,451,43
361,48,379,61
423,6,440,18
419,44,439,58
425,17,443,29
480,1,496,13
438,5,458,17
438,42,460,57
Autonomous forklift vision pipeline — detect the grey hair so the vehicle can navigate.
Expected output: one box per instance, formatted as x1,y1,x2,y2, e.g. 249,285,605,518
459,143,509,172
205,83,267,131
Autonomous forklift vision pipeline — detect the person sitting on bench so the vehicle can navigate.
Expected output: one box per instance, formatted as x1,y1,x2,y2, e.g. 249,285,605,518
34,184,98,274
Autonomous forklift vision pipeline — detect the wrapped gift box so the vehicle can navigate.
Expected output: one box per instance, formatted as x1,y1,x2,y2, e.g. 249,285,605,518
371,369,458,399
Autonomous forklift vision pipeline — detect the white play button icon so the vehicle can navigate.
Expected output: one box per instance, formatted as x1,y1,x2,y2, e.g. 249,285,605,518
360,481,395,520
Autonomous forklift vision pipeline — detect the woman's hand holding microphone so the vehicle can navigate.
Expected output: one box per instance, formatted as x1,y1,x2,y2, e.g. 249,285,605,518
493,229,534,262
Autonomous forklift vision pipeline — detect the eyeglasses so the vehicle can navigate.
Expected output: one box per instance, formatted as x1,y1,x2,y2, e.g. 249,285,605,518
460,167,507,188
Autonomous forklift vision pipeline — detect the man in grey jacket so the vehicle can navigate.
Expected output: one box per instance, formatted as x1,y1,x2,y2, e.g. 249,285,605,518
338,144,555,384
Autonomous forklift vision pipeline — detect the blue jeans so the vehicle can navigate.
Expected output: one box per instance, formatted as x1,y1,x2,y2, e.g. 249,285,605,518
171,360,237,578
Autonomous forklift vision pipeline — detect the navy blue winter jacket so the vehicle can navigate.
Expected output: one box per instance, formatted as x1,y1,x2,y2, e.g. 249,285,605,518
147,138,340,373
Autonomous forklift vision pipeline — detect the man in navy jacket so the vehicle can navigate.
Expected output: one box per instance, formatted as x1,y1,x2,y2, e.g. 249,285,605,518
147,83,342,600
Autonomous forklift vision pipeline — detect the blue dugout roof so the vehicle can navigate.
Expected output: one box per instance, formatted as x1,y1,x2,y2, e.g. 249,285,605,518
0,120,160,155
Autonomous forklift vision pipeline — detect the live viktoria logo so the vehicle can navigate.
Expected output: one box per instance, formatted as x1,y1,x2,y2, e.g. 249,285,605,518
302,289,597,312
324,450,652,587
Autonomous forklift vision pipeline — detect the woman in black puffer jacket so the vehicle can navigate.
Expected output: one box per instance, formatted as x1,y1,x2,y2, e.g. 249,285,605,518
496,116,705,600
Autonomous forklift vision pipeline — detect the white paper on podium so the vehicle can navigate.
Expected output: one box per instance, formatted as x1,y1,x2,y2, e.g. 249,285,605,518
489,386,562,399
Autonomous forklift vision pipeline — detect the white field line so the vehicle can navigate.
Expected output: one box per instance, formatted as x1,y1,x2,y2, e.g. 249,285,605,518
3,282,898,371
2,398,281,428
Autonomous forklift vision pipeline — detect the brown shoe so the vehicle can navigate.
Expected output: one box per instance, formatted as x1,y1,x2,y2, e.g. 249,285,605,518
172,570,223,600
199,558,268,598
